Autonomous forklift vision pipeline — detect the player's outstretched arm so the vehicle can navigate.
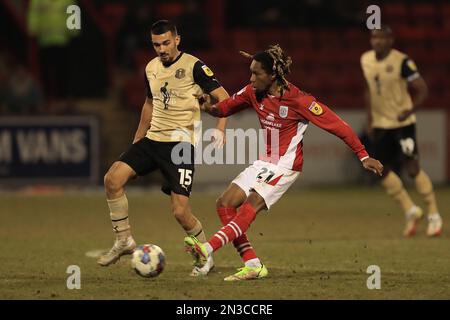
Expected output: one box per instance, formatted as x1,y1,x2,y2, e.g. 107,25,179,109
362,157,384,176
300,99,370,161
194,93,223,117
194,86,252,118
133,98,153,143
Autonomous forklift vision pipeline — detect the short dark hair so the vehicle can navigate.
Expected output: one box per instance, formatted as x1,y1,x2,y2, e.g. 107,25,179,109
151,20,178,36
372,24,393,37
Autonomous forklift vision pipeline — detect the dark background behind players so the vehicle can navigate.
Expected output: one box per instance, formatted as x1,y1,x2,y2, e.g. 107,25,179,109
0,0,448,186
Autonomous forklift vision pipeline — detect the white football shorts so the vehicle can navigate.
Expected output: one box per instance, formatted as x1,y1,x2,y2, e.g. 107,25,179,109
232,160,300,210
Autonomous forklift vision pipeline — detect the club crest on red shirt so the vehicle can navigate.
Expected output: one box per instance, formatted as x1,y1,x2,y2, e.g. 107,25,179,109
279,106,289,118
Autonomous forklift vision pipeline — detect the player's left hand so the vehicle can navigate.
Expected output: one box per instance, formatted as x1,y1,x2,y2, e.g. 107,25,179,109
211,128,226,148
362,157,384,176
398,109,414,121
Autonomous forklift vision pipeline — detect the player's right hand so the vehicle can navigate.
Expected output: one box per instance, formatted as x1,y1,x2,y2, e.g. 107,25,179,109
362,157,384,176
211,128,225,148
397,109,414,122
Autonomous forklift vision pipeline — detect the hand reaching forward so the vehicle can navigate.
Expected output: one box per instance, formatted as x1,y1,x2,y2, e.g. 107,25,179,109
193,93,212,111
362,157,384,176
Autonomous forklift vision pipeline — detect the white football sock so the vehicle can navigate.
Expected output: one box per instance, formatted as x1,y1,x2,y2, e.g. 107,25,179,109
245,258,262,268
204,243,213,255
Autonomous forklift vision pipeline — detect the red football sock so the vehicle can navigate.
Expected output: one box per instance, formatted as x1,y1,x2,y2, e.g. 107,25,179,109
210,203,257,252
217,207,258,262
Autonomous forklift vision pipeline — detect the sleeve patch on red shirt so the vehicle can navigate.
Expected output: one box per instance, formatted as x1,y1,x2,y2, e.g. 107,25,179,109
308,101,324,116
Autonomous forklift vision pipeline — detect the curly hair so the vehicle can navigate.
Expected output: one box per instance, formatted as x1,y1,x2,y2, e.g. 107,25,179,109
240,44,292,91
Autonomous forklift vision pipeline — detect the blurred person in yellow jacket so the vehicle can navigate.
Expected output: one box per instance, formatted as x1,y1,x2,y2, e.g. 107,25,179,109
27,0,79,110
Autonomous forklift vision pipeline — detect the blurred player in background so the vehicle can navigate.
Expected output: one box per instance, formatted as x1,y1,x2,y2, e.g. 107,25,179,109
98,20,229,276
361,26,443,237
185,45,383,281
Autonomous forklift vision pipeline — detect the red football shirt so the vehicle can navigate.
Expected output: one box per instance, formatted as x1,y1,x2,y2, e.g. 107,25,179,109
216,83,368,171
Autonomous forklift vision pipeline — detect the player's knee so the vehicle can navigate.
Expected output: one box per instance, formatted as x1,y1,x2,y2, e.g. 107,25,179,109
406,162,420,178
104,171,123,194
216,196,231,209
216,194,242,209
407,168,420,178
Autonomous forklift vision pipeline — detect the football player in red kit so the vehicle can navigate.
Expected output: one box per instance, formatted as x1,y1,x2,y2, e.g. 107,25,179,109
185,45,384,281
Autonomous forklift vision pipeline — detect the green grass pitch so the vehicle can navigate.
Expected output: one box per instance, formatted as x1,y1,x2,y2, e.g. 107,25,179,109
1,187,449,299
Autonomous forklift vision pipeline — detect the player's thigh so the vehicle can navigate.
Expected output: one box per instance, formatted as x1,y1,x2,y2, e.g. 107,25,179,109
118,138,158,177
399,125,420,176
372,128,398,172
246,190,269,213
229,161,262,200
155,141,195,197
216,183,248,209
104,161,137,188
250,161,300,211
397,124,420,174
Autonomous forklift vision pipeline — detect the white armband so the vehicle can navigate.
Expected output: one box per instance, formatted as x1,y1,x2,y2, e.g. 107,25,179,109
360,156,369,162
